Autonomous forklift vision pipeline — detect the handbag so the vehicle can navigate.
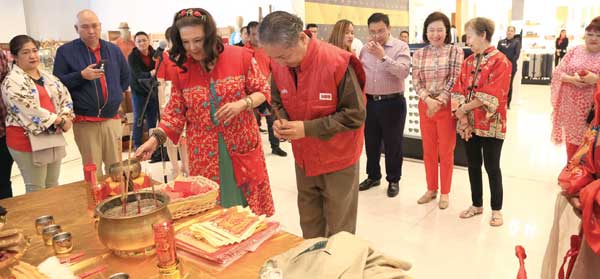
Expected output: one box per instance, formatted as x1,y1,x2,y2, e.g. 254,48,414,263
558,126,600,195
28,131,67,166
229,139,267,193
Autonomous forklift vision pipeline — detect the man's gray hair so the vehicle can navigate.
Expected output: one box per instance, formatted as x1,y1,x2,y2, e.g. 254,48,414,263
258,11,303,47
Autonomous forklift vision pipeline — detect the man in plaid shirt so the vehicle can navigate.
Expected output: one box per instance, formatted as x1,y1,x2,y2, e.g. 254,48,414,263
0,49,14,198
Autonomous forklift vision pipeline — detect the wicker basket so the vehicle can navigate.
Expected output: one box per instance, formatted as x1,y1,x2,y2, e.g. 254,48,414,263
155,176,219,220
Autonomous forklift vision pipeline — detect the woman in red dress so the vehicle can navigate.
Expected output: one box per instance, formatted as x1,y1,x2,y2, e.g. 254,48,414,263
136,8,274,216
452,17,511,226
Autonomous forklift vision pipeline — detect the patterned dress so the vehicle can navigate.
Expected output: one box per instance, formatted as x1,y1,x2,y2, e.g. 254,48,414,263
159,46,275,216
452,46,511,139
551,45,600,146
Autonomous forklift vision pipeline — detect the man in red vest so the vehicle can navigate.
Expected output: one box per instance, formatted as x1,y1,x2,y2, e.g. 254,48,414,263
258,11,367,238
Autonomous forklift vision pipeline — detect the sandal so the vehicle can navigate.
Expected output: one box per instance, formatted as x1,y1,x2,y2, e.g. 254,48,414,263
417,191,437,204
490,211,503,227
438,194,449,209
459,206,483,219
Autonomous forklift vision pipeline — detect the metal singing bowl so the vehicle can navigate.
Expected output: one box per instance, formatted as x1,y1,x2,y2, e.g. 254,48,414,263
95,192,172,257
108,159,141,182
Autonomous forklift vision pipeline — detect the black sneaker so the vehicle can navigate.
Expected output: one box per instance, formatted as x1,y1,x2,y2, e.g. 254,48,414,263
272,147,287,157
359,178,381,191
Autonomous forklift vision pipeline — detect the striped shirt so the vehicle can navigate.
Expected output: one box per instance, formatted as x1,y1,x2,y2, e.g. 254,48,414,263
412,44,464,105
360,37,411,95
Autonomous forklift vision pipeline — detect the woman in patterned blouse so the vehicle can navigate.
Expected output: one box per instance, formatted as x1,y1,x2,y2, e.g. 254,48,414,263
135,8,275,216
452,18,511,227
1,35,74,193
551,17,600,163
412,12,463,209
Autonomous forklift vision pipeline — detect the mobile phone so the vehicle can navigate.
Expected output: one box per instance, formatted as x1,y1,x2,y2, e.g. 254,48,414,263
94,59,107,71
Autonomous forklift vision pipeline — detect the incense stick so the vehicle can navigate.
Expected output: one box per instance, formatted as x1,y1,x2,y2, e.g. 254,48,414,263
118,127,127,215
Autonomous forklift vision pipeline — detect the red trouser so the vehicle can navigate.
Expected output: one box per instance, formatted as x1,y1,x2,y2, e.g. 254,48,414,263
566,143,581,162
419,102,457,194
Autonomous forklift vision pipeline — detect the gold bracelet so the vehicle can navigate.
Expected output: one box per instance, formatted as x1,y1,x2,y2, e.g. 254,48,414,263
245,97,253,111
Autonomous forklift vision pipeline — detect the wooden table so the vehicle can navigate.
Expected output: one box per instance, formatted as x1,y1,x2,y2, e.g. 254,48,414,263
0,181,303,278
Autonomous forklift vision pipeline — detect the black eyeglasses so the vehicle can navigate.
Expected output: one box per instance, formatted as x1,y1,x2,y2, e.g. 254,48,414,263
409,128,420,133
409,112,419,117
409,104,418,109
408,96,419,101
409,120,419,124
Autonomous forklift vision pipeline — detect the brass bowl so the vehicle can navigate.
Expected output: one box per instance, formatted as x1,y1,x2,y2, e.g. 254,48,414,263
108,159,141,182
95,192,172,257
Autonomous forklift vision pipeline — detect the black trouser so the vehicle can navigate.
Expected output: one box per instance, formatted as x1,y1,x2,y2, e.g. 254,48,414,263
508,69,516,108
256,103,279,150
464,135,504,210
365,95,407,183
555,52,564,67
0,136,14,199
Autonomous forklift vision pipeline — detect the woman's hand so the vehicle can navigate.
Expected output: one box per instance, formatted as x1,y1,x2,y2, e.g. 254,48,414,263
563,193,582,219
563,74,588,88
60,118,73,132
425,97,441,117
215,100,247,124
135,136,159,160
578,71,599,85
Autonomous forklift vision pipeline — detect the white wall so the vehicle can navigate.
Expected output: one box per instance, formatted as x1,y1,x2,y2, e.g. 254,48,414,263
90,0,301,35
0,0,27,42
22,0,90,41
7,0,302,43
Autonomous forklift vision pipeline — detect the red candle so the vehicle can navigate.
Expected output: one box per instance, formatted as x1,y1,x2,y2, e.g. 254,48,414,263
153,221,177,267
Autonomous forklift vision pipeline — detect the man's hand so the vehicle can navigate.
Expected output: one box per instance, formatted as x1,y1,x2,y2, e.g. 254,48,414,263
366,41,385,60
274,120,305,141
81,64,104,80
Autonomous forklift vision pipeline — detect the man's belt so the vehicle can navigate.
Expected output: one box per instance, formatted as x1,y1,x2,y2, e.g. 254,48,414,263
366,93,403,101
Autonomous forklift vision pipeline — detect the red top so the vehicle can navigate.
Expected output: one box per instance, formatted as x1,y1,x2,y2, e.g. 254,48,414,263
76,44,117,122
156,51,178,81
6,84,56,152
452,46,511,139
270,38,366,176
140,51,152,68
244,43,271,77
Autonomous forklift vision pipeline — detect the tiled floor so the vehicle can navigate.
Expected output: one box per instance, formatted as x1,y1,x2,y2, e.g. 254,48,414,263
9,79,567,278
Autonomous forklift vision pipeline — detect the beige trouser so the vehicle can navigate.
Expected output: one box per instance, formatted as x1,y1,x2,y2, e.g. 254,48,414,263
8,147,61,193
73,119,121,178
295,162,359,239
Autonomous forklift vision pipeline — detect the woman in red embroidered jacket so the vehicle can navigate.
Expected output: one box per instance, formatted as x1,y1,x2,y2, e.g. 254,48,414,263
451,18,511,227
136,8,274,216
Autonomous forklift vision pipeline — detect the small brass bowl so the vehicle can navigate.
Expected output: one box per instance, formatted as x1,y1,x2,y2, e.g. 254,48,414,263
35,215,54,234
42,224,62,246
108,272,130,279
52,232,73,254
108,159,141,182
